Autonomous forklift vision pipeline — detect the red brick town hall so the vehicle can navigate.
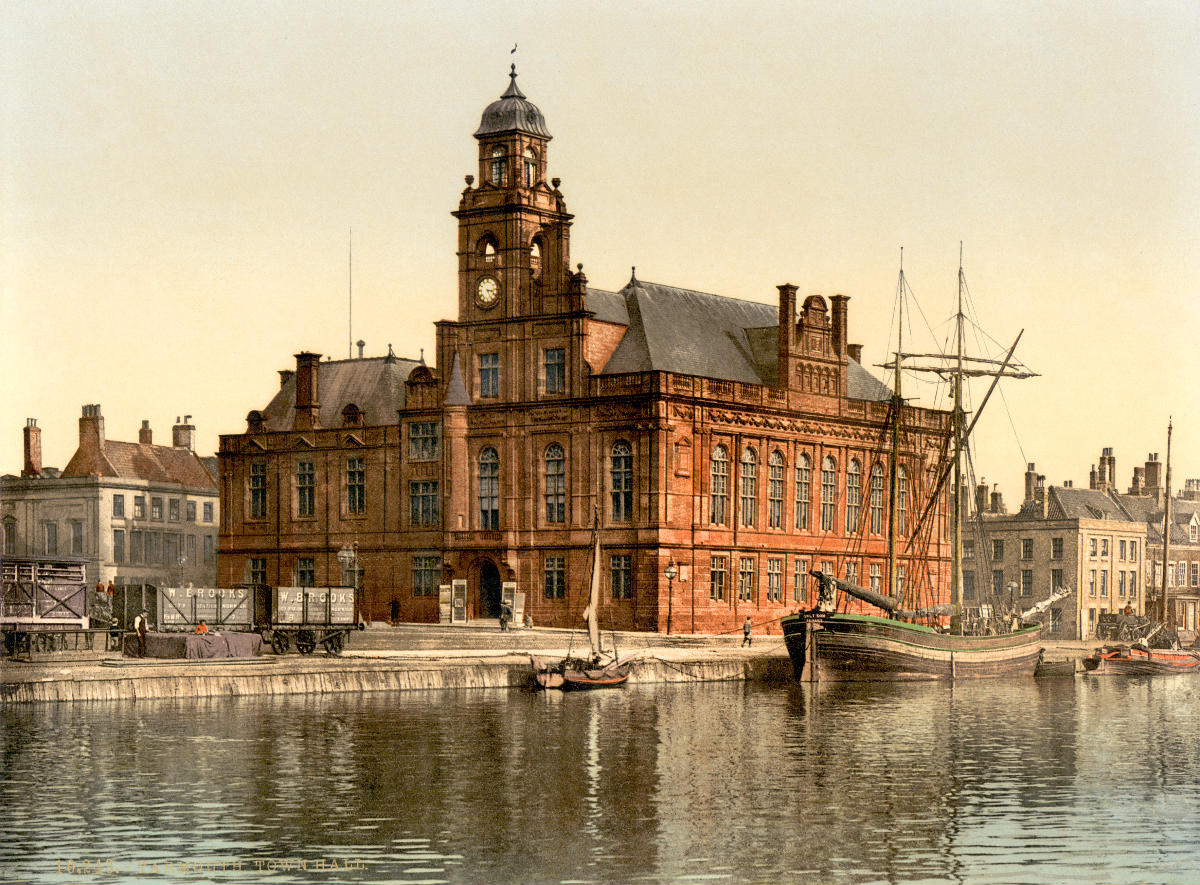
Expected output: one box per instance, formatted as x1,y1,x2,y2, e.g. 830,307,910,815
217,69,953,634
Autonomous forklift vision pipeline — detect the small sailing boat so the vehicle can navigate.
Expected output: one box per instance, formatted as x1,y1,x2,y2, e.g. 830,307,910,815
530,515,635,690
1083,419,1200,676
782,252,1058,681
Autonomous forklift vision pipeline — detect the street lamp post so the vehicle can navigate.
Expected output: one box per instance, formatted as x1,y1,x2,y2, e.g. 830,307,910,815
178,555,186,588
664,560,677,636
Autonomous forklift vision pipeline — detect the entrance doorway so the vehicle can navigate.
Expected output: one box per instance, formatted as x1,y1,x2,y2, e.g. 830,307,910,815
478,560,502,618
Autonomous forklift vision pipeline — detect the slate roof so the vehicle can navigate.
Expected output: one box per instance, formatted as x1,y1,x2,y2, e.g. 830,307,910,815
61,441,217,489
589,279,891,401
258,356,420,432
1046,487,1135,521
1116,493,1200,544
474,68,552,139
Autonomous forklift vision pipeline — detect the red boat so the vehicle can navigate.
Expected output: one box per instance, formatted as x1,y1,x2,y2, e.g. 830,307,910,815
1082,644,1200,676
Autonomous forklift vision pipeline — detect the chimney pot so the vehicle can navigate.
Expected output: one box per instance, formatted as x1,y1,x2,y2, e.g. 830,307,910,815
139,420,153,445
293,352,322,431
22,418,42,477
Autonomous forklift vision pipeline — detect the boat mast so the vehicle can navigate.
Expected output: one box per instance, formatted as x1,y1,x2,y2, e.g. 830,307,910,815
950,247,966,635
888,253,903,609
1161,418,1173,626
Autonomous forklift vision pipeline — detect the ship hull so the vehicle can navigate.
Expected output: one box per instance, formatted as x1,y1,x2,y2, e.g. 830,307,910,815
782,611,1043,681
1082,645,1200,676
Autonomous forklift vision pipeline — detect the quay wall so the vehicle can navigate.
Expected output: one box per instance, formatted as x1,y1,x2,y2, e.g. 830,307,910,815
1,653,795,706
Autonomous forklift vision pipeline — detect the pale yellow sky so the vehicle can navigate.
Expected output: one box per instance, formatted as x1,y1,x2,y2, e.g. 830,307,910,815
3,1,1198,503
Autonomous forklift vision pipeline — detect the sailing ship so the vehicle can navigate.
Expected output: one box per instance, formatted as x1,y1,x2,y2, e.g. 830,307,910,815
782,253,1061,681
530,515,635,690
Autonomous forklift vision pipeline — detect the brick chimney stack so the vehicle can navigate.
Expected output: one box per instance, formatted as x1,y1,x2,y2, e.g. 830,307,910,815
22,418,41,477
975,481,988,517
777,283,798,388
278,369,294,389
847,343,863,364
1024,463,1038,507
172,415,195,450
293,352,321,431
79,404,105,456
990,485,1005,514
139,420,153,445
1102,447,1116,493
1144,453,1162,501
1131,466,1145,495
830,294,849,359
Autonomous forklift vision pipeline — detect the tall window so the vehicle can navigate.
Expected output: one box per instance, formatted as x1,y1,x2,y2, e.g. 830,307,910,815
248,557,266,586
295,558,315,587
611,441,633,522
544,555,565,599
710,446,729,525
1053,568,1064,591
1022,538,1034,559
297,460,315,517
130,531,143,564
870,563,882,593
1130,541,1138,561
203,502,213,522
740,447,757,527
738,556,755,601
113,495,125,518
187,533,196,562
479,447,499,529
1022,569,1034,597
1118,570,1127,598
795,454,811,530
897,564,906,601
249,462,267,519
820,456,836,532
793,559,808,602
413,555,440,596
71,521,84,554
409,422,441,460
610,554,631,599
347,457,366,514
113,529,125,563
490,146,507,185
963,571,976,600
845,560,860,587
767,558,783,601
846,459,861,533
479,353,500,398
710,556,726,600
523,147,537,186
186,501,196,522
203,535,214,564
869,464,885,534
544,444,566,523
410,481,440,526
1051,537,1064,560
768,451,785,529
992,540,1004,560
543,348,566,394
134,496,146,519
897,467,908,535
151,497,163,520
992,569,1004,596
169,499,180,521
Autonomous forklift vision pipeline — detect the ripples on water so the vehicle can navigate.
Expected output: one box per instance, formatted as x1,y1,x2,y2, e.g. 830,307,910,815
3,677,1200,884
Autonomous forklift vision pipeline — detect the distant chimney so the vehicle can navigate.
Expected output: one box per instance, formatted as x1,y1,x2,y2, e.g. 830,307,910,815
22,418,41,477
1089,464,1098,490
847,343,863,363
1035,474,1048,519
1102,447,1116,493
975,482,988,517
1131,466,1145,495
830,294,849,359
279,369,294,389
1024,463,1038,507
990,485,1005,514
172,415,195,450
139,420,152,445
293,352,321,431
1144,453,1162,501
356,339,366,359
79,404,105,456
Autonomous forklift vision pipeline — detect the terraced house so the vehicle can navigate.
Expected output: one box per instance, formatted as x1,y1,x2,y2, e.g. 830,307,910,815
218,69,953,633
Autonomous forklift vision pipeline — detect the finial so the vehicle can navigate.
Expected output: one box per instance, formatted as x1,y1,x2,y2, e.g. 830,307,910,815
386,343,396,363
630,265,638,284
510,62,517,79
419,347,426,365
465,174,474,186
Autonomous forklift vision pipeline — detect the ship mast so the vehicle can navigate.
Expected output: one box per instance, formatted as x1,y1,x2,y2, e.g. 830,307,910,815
887,256,904,609
950,249,966,634
1161,418,1173,626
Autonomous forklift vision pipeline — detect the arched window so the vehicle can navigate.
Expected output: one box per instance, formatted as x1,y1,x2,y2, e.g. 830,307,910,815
897,467,908,536
544,444,565,523
820,456,836,532
523,147,537,187
478,447,499,529
846,459,861,533
710,445,729,525
795,453,811,531
768,450,785,529
530,238,542,280
740,447,757,527
610,441,633,522
869,464,885,534
489,146,507,185
477,235,498,265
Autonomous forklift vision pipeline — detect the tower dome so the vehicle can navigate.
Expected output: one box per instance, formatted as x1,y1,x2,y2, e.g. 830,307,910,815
474,65,552,140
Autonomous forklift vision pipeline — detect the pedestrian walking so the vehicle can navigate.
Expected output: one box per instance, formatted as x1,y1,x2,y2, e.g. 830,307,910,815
742,616,752,647
134,609,150,657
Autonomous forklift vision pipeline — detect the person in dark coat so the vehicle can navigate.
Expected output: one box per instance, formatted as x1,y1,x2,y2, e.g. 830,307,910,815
134,609,149,657
742,616,752,647
499,603,512,632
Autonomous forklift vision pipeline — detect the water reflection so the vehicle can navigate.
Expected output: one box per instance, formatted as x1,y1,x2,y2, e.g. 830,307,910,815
3,677,1200,884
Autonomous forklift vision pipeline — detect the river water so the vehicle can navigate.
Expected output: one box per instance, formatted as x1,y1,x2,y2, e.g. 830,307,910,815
3,677,1200,885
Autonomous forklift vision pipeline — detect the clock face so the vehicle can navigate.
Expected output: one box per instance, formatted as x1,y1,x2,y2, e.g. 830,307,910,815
476,277,499,308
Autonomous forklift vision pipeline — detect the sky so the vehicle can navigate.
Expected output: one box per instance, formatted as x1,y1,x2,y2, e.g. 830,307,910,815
3,0,1198,504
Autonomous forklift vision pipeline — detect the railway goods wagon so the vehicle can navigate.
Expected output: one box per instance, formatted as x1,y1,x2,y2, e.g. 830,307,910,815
258,586,359,656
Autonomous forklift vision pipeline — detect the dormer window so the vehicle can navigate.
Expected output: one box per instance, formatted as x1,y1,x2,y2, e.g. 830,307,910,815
490,146,507,185
523,147,537,186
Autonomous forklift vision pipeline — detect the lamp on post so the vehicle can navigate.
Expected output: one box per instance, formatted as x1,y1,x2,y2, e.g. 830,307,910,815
664,559,677,636
337,545,357,592
177,555,186,588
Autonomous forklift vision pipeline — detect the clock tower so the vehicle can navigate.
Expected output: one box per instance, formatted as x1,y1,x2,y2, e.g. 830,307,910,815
452,65,574,323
